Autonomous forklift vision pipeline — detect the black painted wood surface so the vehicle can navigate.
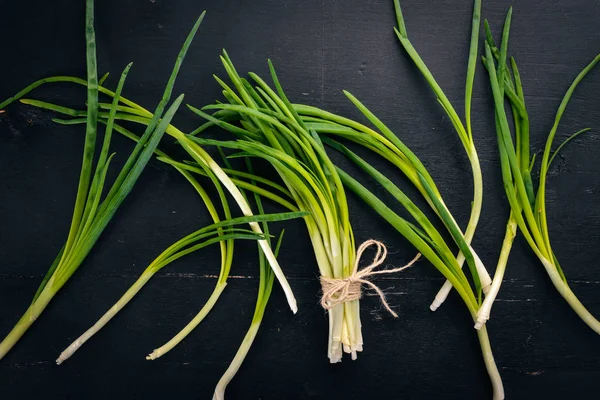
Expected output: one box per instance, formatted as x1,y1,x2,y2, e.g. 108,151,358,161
1,1,599,399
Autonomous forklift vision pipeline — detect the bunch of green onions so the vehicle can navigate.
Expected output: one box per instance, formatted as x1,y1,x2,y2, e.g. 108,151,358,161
0,0,184,360
0,22,299,323
184,53,505,397
303,96,507,398
190,51,369,363
15,77,304,395
483,9,600,334
6,83,303,369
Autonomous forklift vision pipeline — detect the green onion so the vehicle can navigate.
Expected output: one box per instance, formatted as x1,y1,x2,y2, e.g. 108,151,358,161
55,200,302,363
392,0,491,310
192,0,493,313
484,10,600,334
54,105,297,391
198,86,493,318
0,0,184,360
13,86,299,314
213,158,285,400
144,157,302,361
471,10,519,330
335,167,504,398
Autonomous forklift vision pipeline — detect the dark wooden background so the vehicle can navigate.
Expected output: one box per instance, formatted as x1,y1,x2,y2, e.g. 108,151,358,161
1,1,599,399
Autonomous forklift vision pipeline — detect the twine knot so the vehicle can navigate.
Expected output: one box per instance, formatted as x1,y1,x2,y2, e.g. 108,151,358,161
320,239,420,317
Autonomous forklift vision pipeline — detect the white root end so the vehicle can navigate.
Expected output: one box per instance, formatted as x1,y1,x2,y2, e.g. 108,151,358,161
56,339,84,365
475,308,491,330
430,297,444,312
474,316,487,330
431,248,492,311
56,353,67,365
146,350,160,360
328,337,343,363
329,348,342,363
430,280,453,311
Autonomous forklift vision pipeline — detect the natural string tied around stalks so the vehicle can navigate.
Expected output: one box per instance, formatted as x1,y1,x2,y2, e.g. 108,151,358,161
320,239,421,317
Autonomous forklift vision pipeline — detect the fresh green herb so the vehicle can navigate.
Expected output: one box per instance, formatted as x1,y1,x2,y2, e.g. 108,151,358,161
55,204,302,363
292,99,490,305
213,158,285,400
471,9,518,330
330,163,504,398
187,53,504,392
181,46,505,393
144,156,302,361
0,0,185,360
10,97,306,363
0,24,299,318
187,28,505,399
191,51,365,363
24,91,299,313
484,10,600,335
392,0,491,310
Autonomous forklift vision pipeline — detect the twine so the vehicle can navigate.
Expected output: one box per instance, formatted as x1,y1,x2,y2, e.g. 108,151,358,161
320,239,421,317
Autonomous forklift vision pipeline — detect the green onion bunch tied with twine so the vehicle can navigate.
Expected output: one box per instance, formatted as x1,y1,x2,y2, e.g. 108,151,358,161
188,51,422,363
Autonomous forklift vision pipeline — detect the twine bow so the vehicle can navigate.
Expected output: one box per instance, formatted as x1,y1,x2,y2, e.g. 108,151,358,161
320,239,421,317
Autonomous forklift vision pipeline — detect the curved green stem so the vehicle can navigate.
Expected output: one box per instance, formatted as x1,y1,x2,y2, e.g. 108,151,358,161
540,257,600,334
477,326,504,400
147,282,228,360
475,215,517,329
56,271,154,364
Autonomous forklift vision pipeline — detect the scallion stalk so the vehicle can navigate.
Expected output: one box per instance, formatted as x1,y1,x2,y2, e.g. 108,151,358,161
392,0,491,310
212,158,285,400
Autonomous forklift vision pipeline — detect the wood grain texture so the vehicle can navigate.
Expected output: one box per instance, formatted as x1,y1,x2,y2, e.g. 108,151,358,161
0,0,599,398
